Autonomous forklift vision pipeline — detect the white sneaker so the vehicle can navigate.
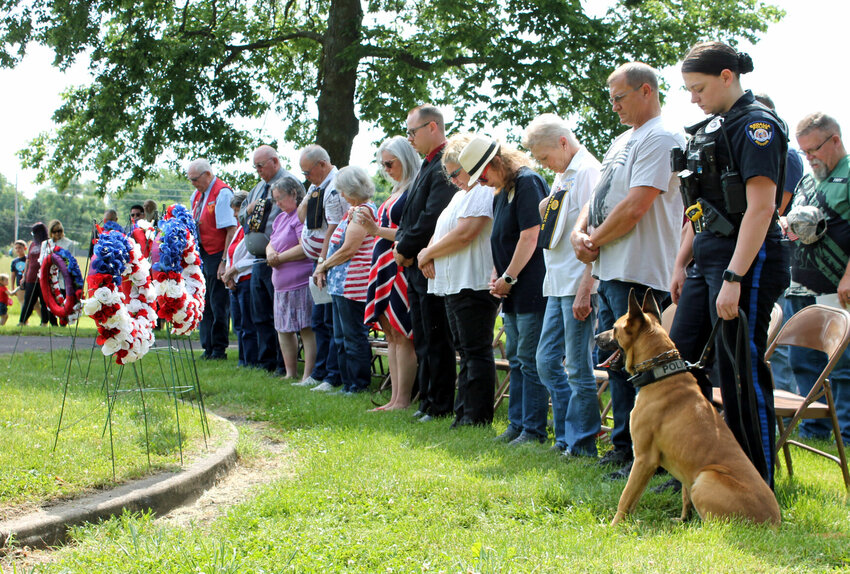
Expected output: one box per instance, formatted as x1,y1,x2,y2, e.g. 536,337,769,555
311,382,336,392
292,376,321,387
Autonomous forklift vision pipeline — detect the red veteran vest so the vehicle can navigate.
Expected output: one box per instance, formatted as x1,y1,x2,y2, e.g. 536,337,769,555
192,177,230,254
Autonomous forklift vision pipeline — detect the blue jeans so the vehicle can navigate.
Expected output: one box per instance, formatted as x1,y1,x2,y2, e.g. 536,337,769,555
311,262,340,385
597,280,670,453
331,295,372,392
251,261,283,371
199,248,229,356
536,295,600,456
769,295,796,393
504,311,549,440
231,279,258,367
785,295,850,444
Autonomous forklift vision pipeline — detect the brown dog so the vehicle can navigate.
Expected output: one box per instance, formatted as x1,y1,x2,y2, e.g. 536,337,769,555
598,290,780,526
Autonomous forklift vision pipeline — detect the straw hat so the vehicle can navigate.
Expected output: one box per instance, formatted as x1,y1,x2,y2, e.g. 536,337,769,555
459,135,500,182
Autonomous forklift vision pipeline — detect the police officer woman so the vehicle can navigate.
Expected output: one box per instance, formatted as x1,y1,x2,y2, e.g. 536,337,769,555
669,41,790,488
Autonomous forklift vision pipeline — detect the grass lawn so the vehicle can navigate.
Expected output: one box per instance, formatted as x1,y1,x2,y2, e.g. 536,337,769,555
3,352,848,573
0,349,226,516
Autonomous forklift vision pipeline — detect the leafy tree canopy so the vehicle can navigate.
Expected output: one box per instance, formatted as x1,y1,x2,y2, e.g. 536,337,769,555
1,0,783,194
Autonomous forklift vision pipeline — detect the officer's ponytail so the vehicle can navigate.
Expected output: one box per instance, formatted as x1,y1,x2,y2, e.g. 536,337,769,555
682,41,753,77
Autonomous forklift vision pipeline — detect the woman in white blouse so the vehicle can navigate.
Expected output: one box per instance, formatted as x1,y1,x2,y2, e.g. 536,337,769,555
417,133,499,428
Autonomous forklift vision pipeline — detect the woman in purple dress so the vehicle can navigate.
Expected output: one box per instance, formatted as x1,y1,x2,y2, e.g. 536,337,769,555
266,177,316,381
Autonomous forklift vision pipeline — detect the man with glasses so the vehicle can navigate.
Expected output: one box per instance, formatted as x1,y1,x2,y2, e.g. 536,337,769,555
394,104,457,422
570,63,684,477
295,144,347,391
782,112,850,445
128,204,145,229
187,158,238,360
239,145,301,372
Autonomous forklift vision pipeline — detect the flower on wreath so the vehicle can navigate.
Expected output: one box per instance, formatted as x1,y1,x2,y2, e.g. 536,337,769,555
83,228,157,365
152,204,205,335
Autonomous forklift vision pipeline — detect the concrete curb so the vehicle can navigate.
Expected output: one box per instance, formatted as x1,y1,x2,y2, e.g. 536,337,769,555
0,412,238,549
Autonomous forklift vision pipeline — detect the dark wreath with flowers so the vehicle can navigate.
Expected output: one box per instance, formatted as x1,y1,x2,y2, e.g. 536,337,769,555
39,245,85,326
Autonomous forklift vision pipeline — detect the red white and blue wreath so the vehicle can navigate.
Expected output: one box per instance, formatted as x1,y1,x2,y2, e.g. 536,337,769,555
39,245,85,326
84,230,156,364
152,205,205,335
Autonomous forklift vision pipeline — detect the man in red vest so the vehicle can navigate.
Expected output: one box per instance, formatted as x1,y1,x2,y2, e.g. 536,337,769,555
188,158,238,359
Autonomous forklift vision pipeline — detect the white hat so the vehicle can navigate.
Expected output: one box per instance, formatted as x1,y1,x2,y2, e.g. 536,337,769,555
459,135,500,183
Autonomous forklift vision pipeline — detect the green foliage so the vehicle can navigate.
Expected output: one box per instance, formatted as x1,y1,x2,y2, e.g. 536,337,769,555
0,173,23,247
0,169,197,249
2,0,783,194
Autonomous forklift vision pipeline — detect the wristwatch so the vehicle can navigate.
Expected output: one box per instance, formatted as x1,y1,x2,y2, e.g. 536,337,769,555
502,272,518,285
722,269,744,283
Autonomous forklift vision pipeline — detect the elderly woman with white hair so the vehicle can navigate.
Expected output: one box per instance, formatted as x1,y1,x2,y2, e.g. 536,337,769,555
356,136,420,410
417,133,499,428
313,166,378,394
524,113,602,458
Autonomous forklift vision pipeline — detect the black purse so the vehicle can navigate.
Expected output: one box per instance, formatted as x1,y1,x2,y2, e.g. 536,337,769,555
305,185,326,230
245,197,272,257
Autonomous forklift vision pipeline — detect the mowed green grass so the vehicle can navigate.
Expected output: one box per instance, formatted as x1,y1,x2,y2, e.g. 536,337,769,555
6,353,848,573
0,350,225,511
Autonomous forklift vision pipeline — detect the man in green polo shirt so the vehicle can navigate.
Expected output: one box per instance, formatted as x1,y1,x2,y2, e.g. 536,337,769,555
783,112,850,444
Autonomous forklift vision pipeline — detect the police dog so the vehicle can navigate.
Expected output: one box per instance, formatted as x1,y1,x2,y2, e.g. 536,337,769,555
598,290,780,526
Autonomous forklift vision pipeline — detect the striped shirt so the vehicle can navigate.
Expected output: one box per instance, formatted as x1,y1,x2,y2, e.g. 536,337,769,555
327,204,377,302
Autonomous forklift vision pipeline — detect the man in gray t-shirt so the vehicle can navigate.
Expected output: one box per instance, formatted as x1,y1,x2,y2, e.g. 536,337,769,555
571,62,684,479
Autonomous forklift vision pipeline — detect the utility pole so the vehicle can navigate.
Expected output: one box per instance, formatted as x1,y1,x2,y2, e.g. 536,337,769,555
13,174,19,241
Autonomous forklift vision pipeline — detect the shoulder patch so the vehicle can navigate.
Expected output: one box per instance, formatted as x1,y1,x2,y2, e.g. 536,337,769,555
746,121,774,148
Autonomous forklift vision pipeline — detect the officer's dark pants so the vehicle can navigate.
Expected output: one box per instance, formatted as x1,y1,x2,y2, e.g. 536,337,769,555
668,261,718,401
405,265,456,417
199,247,230,357
672,231,789,489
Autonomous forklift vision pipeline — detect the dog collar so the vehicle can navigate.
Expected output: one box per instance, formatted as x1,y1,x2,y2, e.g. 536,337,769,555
628,358,691,388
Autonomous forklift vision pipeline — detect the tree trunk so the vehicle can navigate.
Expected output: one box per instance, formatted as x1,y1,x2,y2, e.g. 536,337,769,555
315,0,362,167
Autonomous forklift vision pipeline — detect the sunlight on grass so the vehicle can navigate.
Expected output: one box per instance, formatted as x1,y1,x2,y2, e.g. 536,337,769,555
0,351,225,511
3,352,849,572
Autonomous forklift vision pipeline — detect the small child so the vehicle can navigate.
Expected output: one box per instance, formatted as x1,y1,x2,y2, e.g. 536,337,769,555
0,273,13,326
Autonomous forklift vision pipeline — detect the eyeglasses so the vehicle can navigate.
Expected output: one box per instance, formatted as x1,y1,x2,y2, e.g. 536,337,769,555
188,172,206,183
446,166,462,179
406,121,432,138
477,163,492,184
301,162,319,177
382,159,396,169
253,159,273,170
608,85,642,105
130,212,143,219
802,133,835,156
